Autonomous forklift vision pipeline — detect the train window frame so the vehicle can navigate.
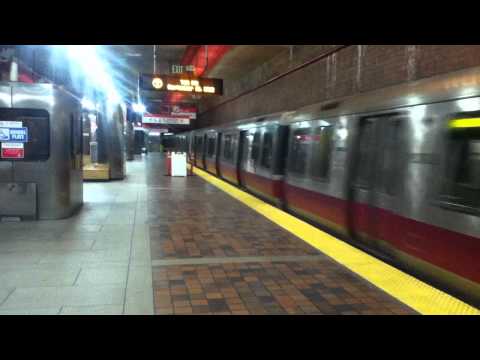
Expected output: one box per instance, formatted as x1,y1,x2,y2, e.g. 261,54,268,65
288,126,313,177
310,124,334,182
437,116,480,216
260,130,274,169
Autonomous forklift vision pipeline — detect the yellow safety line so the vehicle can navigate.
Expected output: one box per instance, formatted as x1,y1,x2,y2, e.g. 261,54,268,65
192,166,480,315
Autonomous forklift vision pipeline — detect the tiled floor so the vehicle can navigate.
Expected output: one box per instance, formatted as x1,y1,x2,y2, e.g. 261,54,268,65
0,156,153,315
146,155,417,315
0,153,417,315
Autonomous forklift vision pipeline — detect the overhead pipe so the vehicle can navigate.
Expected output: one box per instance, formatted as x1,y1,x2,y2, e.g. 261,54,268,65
199,45,351,116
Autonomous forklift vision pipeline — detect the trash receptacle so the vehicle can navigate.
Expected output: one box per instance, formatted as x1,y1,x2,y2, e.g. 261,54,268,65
171,152,187,177
165,151,172,176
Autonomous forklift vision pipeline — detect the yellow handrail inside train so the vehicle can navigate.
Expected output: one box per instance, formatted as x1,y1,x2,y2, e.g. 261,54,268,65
449,118,480,128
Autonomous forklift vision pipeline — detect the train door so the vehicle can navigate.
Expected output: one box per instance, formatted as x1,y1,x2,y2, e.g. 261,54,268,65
194,135,203,167
202,133,208,169
349,115,403,250
216,132,222,174
231,132,241,184
238,130,248,186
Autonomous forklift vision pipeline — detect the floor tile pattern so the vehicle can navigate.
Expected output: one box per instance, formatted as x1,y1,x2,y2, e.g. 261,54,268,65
145,156,417,315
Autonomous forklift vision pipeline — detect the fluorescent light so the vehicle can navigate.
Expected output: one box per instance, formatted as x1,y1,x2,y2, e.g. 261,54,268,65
81,98,96,111
132,103,146,113
64,45,121,104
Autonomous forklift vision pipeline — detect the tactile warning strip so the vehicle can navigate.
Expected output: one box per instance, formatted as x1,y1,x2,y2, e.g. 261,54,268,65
192,166,480,315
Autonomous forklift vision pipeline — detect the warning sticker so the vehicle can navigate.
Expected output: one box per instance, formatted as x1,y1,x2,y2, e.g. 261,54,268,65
1,142,24,159
0,121,22,128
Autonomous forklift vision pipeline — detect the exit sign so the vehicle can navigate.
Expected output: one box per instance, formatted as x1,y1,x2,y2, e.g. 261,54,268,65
171,64,195,74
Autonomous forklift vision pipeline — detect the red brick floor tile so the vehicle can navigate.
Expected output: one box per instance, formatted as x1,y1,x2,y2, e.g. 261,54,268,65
232,310,250,315
206,292,223,300
173,301,191,308
155,308,174,315
148,156,418,316
174,307,193,315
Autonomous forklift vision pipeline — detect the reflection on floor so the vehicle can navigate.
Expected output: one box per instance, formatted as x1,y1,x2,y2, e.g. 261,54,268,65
0,153,417,315
0,155,152,315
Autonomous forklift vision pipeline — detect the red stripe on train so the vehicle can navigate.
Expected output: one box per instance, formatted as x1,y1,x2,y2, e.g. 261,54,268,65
284,182,480,284
205,158,217,175
219,162,238,184
240,170,283,200
284,182,348,229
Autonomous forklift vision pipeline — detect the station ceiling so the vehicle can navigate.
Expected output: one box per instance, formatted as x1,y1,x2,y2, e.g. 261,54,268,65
106,45,290,109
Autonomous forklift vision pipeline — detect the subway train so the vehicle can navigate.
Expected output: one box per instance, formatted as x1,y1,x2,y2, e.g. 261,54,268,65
179,66,480,307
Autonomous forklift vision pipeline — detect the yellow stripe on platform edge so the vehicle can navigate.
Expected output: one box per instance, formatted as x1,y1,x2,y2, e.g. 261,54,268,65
191,165,480,315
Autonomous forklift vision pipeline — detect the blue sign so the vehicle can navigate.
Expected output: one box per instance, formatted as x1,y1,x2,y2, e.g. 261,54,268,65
0,127,28,143
0,128,9,141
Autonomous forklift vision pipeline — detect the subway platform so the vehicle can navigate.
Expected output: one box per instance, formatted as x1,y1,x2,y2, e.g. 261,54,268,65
0,153,477,315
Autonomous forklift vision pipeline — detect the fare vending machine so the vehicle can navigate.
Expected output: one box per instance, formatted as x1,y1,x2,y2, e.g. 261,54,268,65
0,123,28,159
0,82,83,221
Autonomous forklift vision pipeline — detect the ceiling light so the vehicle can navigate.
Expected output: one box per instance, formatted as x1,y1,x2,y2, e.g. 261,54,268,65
81,98,96,111
132,103,146,113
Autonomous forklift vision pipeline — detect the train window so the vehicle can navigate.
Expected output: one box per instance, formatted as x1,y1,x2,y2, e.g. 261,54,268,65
223,134,233,160
377,120,402,195
441,127,480,211
354,119,376,188
311,126,333,180
289,127,312,175
195,136,203,155
251,131,261,162
261,131,273,169
207,136,216,157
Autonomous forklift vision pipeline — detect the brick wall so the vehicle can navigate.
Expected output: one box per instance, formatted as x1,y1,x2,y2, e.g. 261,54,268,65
196,45,480,128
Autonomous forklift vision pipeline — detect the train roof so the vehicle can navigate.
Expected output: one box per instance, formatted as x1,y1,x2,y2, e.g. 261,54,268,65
184,65,480,134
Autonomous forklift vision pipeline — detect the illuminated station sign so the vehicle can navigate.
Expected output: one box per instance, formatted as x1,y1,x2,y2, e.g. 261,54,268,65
139,74,223,95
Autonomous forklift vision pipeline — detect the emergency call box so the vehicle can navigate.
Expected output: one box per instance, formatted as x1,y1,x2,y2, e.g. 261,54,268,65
0,108,50,161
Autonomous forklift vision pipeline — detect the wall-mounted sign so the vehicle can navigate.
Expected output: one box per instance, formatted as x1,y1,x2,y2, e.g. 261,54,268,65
0,121,22,128
0,127,28,142
139,74,223,95
152,104,196,119
149,128,169,134
142,113,190,126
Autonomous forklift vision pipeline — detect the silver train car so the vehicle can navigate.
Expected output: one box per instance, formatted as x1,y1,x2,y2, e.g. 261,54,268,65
182,66,480,306
0,82,83,220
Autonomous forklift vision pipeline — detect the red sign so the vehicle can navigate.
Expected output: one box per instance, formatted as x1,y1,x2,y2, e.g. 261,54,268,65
1,143,24,159
171,105,196,119
155,104,197,119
